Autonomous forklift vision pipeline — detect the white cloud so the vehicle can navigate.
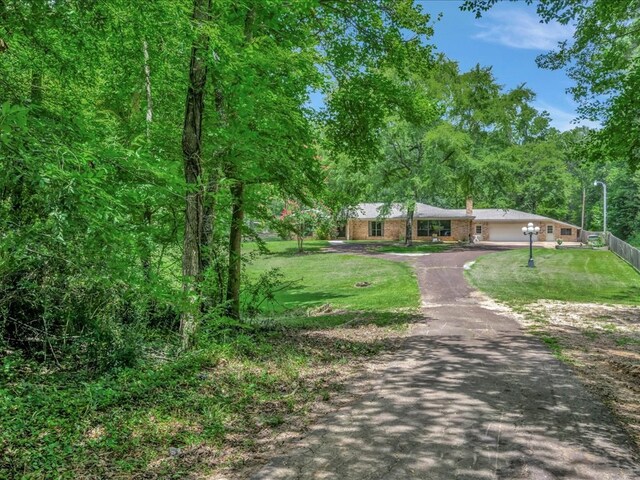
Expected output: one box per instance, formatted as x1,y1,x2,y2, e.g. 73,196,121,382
534,101,600,132
473,9,574,50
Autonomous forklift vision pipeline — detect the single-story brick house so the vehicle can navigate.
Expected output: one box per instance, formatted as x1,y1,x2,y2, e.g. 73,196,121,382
341,200,580,242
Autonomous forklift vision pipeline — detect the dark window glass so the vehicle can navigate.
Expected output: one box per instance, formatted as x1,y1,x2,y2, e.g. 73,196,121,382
417,220,452,236
475,225,482,234
369,221,383,237
417,220,430,236
547,225,553,234
560,228,572,236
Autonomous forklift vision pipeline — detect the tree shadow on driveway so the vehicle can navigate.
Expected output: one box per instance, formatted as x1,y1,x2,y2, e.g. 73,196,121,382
251,325,640,479
249,246,640,480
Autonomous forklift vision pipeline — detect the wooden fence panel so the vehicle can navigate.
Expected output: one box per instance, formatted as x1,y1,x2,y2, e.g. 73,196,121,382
608,233,640,272
579,230,600,243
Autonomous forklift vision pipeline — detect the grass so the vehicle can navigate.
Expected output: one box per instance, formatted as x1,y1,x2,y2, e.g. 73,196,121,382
247,248,421,313
538,335,573,363
370,242,455,254
465,248,640,306
2,240,420,478
244,239,330,256
466,247,640,371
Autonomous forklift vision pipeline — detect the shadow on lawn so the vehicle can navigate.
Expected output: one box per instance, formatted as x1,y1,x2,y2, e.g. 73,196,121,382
261,247,333,257
4,308,421,480
275,285,352,305
249,308,422,331
325,242,516,256
605,286,640,303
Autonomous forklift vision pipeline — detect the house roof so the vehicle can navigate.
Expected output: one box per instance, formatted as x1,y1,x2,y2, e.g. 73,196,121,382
353,203,471,220
448,208,548,222
415,203,472,219
353,203,406,219
460,209,579,228
352,203,580,228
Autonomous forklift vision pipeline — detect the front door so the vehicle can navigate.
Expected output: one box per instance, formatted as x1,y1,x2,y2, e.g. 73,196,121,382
546,225,554,241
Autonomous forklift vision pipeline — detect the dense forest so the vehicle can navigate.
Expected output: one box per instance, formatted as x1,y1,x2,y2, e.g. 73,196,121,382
1,0,638,368
2,0,640,477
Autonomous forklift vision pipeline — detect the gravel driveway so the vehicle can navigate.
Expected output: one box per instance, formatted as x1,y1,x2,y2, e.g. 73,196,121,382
249,247,640,479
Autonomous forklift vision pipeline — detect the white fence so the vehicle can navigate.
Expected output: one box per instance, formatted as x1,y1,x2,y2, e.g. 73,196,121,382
608,233,640,272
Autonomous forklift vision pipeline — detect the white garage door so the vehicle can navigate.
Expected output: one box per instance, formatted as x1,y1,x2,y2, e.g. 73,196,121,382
489,223,529,242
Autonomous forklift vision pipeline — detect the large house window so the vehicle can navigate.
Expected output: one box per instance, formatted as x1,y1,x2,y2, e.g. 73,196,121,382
560,227,572,236
417,220,452,237
547,225,553,234
475,225,482,234
369,221,384,237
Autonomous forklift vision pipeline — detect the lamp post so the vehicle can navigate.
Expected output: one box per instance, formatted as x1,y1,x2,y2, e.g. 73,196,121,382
521,222,540,268
593,180,607,237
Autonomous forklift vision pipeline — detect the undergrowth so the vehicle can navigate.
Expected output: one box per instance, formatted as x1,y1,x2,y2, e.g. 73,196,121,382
0,314,406,479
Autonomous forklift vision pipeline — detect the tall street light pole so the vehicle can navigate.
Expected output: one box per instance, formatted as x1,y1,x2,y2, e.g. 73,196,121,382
594,180,607,237
521,222,540,268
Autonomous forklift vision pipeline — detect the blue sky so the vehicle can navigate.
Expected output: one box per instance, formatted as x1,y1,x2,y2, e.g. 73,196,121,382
418,0,598,131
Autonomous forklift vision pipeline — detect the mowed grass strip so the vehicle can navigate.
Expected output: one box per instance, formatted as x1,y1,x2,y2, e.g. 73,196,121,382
372,243,454,254
466,248,640,305
245,239,330,255
248,249,420,312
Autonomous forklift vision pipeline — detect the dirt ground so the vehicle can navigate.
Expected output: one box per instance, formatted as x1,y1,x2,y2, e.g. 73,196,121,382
205,318,414,479
505,300,640,450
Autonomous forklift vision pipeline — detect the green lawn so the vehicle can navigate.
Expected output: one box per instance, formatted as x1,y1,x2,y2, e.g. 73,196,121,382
244,239,330,255
247,246,420,313
466,248,640,305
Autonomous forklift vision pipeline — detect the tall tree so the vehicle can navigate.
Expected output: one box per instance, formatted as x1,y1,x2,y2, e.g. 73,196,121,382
180,0,212,347
202,0,435,319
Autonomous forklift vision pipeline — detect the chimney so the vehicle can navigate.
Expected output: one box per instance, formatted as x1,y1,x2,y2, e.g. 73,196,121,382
465,196,473,216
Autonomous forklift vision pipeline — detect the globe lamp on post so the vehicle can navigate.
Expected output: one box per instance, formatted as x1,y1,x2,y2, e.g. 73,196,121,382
522,222,540,267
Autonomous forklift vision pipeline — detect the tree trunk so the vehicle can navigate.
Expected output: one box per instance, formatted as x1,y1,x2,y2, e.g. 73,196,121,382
142,40,153,137
31,70,42,104
142,39,154,284
223,6,255,319
405,208,414,246
201,176,218,270
581,186,586,231
180,0,211,348
201,60,224,283
226,180,244,319
142,207,153,282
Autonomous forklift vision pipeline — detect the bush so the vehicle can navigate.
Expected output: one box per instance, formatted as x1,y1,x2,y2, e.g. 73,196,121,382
627,232,640,249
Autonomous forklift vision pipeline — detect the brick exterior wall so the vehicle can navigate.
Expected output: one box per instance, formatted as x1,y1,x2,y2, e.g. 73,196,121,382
552,222,579,241
471,222,491,241
348,219,406,241
347,219,471,241
528,221,578,242
347,218,579,242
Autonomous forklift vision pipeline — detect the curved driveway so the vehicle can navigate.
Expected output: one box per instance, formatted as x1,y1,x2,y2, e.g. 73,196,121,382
250,247,640,479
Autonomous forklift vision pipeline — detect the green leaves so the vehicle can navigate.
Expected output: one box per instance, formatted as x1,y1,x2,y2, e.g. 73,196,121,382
0,102,28,145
